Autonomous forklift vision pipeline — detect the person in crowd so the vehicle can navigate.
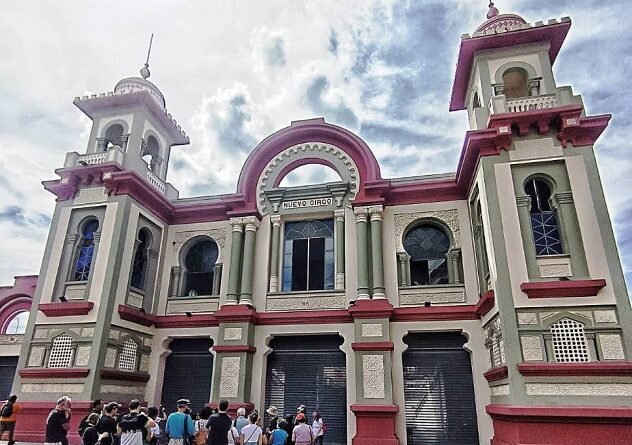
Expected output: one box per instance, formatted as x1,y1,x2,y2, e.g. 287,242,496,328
165,399,195,445
193,406,211,445
79,399,104,437
118,399,155,445
147,407,162,445
97,402,120,445
268,419,287,445
291,414,312,445
206,400,232,445
82,413,110,445
233,408,248,435
45,396,72,445
226,421,239,445
281,415,293,445
264,406,278,442
311,412,324,445
0,394,22,445
240,412,263,445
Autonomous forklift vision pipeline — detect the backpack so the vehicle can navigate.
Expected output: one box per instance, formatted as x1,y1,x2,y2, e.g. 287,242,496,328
1,403,13,418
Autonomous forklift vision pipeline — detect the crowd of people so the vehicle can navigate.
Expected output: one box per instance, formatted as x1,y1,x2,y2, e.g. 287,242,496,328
20,394,326,445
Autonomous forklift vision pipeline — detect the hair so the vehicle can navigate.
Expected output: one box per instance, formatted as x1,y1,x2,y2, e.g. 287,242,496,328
140,407,149,414
249,412,258,423
56,396,71,406
218,400,229,412
105,402,119,413
128,399,141,410
92,399,103,409
312,411,320,420
8,395,17,403
199,406,213,420
296,414,307,424
147,407,159,419
237,407,246,416
87,413,100,425
278,419,288,429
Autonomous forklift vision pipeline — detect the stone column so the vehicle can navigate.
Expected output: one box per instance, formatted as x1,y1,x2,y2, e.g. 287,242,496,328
354,207,370,300
226,219,244,305
552,192,589,277
169,266,182,298
334,209,345,290
120,134,130,152
473,225,489,292
396,252,409,287
239,217,259,306
369,206,385,299
212,263,223,296
515,195,539,279
96,137,108,152
448,248,462,284
268,216,282,293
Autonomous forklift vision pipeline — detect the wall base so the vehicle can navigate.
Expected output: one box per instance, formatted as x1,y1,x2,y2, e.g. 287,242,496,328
351,404,399,445
13,401,91,445
487,404,632,445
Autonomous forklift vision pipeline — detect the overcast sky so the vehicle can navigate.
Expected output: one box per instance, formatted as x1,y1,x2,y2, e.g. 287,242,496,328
1,0,631,290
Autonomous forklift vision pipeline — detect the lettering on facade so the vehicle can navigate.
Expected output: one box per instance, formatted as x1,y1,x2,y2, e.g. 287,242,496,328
281,197,333,210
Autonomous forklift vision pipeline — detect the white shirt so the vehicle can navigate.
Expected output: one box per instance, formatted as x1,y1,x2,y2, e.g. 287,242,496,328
240,424,263,444
227,426,239,445
312,418,324,437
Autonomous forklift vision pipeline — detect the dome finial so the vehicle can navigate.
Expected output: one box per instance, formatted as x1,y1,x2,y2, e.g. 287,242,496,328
140,33,153,79
487,1,499,19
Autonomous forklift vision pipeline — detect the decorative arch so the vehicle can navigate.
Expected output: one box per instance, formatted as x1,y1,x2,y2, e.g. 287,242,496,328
0,295,32,334
493,61,538,84
99,119,130,138
402,217,456,248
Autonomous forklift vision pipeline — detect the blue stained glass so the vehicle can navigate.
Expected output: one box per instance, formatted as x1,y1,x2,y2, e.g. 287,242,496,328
531,211,563,255
73,220,99,281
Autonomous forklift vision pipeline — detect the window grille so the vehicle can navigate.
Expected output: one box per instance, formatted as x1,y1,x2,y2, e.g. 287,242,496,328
118,339,138,371
551,318,590,362
131,230,150,290
403,224,450,285
525,178,563,256
48,334,74,368
74,220,99,281
184,240,218,296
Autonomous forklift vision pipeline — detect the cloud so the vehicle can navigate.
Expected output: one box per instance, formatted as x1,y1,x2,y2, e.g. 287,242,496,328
328,29,339,55
304,76,359,128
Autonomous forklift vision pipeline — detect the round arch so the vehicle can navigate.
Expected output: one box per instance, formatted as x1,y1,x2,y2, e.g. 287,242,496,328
494,61,538,84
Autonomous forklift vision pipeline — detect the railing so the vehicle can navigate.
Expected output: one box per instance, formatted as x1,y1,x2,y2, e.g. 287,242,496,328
507,94,558,113
76,152,108,165
65,146,125,168
146,170,166,194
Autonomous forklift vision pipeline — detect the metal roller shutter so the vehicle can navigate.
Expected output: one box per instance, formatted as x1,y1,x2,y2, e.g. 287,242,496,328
161,338,213,413
265,335,346,445
0,357,17,400
403,332,479,445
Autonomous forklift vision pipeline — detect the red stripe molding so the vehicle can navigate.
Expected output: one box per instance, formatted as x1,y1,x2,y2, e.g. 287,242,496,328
517,362,632,377
38,301,94,316
257,309,353,325
520,279,606,298
348,299,395,319
154,313,219,328
486,404,632,423
351,342,394,351
476,289,495,316
392,304,480,322
19,367,90,378
212,345,257,353
100,368,151,382
484,365,509,382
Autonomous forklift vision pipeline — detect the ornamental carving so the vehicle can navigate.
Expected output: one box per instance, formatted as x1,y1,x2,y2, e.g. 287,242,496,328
490,385,510,397
219,357,240,398
166,300,219,314
594,310,618,324
362,355,385,399
75,346,92,367
538,263,572,278
517,312,539,326
399,290,465,306
224,328,243,341
22,383,84,393
266,294,347,311
361,324,383,338
393,209,460,250
173,228,227,259
27,347,45,367
526,383,632,397
598,334,625,360
100,384,145,395
520,336,544,361
0,335,22,345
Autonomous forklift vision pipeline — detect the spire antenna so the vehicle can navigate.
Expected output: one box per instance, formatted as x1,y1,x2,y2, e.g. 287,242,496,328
487,1,499,19
140,33,154,79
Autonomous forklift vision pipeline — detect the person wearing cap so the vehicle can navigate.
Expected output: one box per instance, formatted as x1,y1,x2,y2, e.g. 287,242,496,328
118,399,155,445
97,402,120,445
44,396,72,445
264,406,278,441
165,399,195,445
205,399,231,445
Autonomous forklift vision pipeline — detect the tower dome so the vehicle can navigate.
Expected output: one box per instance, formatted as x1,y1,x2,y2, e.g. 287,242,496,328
475,2,528,34
113,76,166,108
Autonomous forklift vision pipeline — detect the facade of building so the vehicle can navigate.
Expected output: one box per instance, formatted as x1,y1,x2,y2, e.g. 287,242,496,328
3,5,632,445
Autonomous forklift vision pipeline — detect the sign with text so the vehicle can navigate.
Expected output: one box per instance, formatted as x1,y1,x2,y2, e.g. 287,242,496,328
281,197,333,210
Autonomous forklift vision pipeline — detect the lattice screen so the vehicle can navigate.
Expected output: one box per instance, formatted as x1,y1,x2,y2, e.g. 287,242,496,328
118,339,138,371
551,318,590,362
48,334,74,368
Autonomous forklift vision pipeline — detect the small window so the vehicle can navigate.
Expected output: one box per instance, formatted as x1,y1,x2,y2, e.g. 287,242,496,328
551,318,590,363
5,311,29,335
142,136,161,172
118,339,138,371
282,220,334,292
48,333,74,368
74,219,99,281
130,229,150,290
104,124,124,149
184,240,218,296
502,67,529,99
472,92,481,108
525,178,563,256
403,224,450,286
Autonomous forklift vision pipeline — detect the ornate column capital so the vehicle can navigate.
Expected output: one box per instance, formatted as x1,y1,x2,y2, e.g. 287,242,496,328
230,218,245,232
243,216,260,232
396,252,409,263
552,191,574,206
354,207,369,224
270,215,282,226
334,209,345,222
515,195,532,210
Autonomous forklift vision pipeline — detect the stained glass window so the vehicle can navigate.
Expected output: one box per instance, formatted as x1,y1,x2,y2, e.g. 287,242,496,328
184,240,218,296
130,229,149,290
73,219,99,281
282,220,334,292
403,225,450,286
525,178,563,256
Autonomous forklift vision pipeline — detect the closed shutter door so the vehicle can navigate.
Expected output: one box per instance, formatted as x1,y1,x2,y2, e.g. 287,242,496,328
403,333,479,445
161,338,213,412
0,357,17,400
265,335,346,445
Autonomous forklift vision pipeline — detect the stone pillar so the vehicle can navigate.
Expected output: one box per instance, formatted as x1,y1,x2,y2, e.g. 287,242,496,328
334,209,345,290
169,266,182,298
473,225,489,292
552,192,589,278
448,248,462,284
96,137,108,152
396,252,409,287
354,208,370,300
369,206,385,299
212,263,223,296
120,133,130,152
268,216,282,293
226,219,244,305
239,217,259,306
515,195,539,279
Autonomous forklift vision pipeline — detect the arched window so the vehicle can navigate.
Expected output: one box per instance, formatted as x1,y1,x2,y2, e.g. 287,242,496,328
550,318,590,363
142,136,161,173
403,224,450,286
5,311,29,335
104,124,124,149
502,67,529,99
74,219,99,281
130,229,151,290
184,240,218,296
472,91,481,108
48,333,74,368
525,178,562,255
282,220,334,292
118,338,138,371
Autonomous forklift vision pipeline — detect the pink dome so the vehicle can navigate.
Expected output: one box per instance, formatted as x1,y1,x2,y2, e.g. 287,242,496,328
475,13,528,34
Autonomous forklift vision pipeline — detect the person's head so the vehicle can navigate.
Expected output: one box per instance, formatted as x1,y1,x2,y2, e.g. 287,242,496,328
278,419,288,430
87,413,99,426
198,406,213,420
237,407,246,418
148,406,159,419
140,407,149,415
297,405,306,414
312,411,320,420
56,396,72,411
105,402,119,416
218,400,229,413
128,399,141,412
92,399,103,411
296,413,306,424
266,405,278,417
177,399,190,412
249,412,258,424
8,395,17,403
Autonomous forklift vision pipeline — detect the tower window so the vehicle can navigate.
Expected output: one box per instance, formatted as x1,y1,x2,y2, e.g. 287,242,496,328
118,339,138,371
48,333,74,368
550,318,590,363
403,224,450,286
73,219,99,281
525,178,563,256
104,124,124,150
183,240,218,296
130,229,150,290
502,67,529,99
142,136,161,173
282,219,334,292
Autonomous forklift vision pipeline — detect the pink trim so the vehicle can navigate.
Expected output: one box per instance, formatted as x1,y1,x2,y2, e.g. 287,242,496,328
486,404,632,422
484,365,509,382
212,345,256,353
0,299,32,334
351,342,394,351
100,369,151,382
43,162,121,201
450,20,571,111
213,305,257,324
351,404,399,445
118,304,155,326
520,279,606,298
558,113,612,148
517,362,632,377
38,302,94,316
256,310,353,325
476,289,495,316
272,158,341,188
208,402,254,419
154,314,219,328
19,367,90,378
348,299,395,319
351,404,399,414
392,304,480,322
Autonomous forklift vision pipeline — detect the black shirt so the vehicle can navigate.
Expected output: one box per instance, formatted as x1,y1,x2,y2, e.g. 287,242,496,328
45,409,69,443
82,425,100,445
266,416,278,436
119,412,148,432
97,415,119,445
205,413,232,445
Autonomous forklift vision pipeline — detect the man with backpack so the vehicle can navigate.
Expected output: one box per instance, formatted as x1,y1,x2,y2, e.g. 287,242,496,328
0,395,21,445
78,399,104,438
118,400,155,445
